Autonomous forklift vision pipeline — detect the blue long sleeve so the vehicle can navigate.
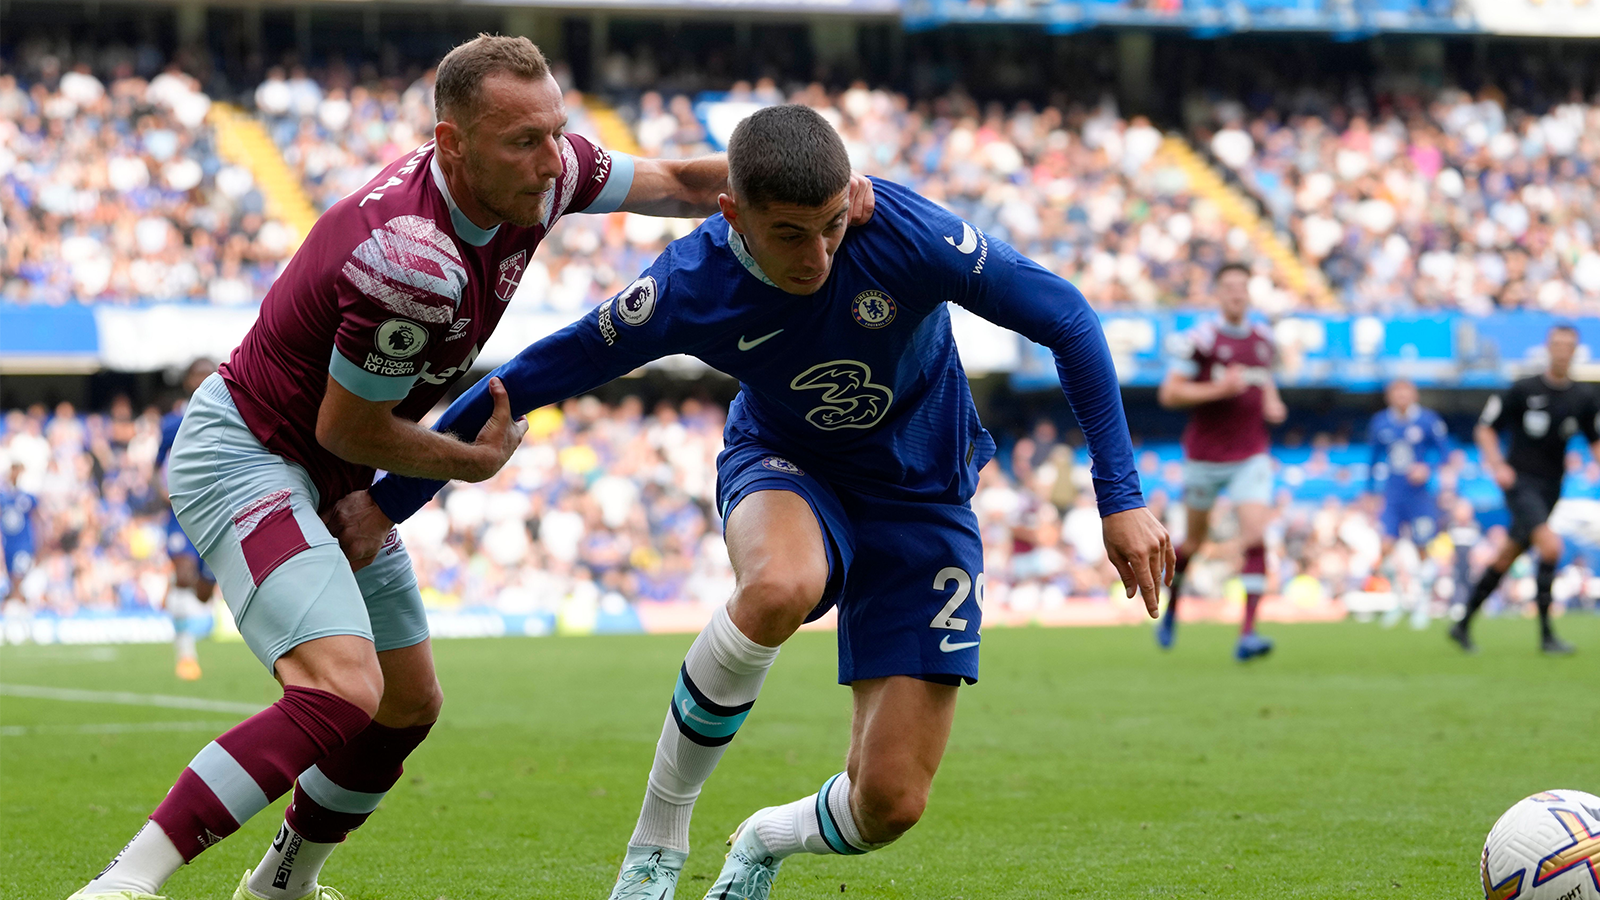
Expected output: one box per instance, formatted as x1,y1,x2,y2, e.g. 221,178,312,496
368,317,641,523
958,254,1143,517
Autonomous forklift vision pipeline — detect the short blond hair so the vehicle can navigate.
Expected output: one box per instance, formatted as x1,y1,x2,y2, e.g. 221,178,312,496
434,34,550,125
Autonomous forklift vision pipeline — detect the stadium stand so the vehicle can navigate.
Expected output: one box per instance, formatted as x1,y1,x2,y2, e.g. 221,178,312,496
1,45,293,306
5,397,1596,624
1195,87,1600,316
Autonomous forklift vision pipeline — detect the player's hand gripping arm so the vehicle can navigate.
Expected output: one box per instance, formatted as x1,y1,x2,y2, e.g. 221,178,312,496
958,252,1173,615
317,375,527,484
618,157,877,225
329,314,658,570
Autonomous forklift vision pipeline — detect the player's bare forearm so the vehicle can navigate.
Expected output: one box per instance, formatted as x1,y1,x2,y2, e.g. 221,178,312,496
618,155,728,217
1157,374,1230,409
1474,424,1506,471
316,376,525,483
1475,424,1515,488
1262,381,1288,424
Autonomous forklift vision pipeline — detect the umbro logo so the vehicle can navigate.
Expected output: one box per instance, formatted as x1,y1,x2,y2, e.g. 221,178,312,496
446,318,472,341
737,329,783,351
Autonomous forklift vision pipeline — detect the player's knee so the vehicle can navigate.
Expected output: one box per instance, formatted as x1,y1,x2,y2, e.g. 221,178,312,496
853,776,927,841
733,561,827,623
277,638,385,718
380,677,444,727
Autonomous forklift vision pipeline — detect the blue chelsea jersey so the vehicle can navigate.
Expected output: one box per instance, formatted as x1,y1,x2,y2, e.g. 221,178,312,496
370,178,1141,521
0,487,36,548
1368,405,1449,494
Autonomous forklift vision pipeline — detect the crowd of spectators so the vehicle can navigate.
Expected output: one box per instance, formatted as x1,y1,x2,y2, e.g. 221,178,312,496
5,396,1595,629
1197,86,1600,316
1,41,293,306
9,43,1600,321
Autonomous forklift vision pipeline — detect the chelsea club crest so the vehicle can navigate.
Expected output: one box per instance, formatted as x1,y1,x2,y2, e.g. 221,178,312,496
760,457,804,476
852,290,896,329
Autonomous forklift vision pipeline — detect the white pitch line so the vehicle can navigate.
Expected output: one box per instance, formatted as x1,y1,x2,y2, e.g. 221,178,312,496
0,684,266,715
1,721,242,737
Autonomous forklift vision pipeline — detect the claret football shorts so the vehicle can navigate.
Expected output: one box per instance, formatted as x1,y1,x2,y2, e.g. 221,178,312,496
165,374,429,670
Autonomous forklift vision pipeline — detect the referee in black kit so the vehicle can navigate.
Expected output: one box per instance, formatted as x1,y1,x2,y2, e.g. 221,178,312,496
1451,324,1597,655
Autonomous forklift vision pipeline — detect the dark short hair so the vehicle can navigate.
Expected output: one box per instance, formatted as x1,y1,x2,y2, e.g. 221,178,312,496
435,34,550,125
1549,321,1578,337
1215,262,1251,282
727,105,852,209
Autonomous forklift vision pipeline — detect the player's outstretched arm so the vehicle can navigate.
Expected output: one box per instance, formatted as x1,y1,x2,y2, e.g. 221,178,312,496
955,251,1171,610
363,312,658,530
617,158,876,225
317,374,527,484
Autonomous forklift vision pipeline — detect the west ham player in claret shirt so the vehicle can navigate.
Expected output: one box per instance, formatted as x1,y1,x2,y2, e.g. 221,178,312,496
69,36,872,900
1452,324,1599,656
1155,262,1287,661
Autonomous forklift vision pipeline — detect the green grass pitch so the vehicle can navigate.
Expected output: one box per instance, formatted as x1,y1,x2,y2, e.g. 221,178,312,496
3,617,1595,899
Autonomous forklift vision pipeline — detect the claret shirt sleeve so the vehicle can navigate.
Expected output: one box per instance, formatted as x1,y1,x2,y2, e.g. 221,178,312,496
557,133,636,217
328,217,468,403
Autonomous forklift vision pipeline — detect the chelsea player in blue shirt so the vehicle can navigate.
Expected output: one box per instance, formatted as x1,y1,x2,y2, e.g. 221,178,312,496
331,105,1172,900
1366,378,1450,630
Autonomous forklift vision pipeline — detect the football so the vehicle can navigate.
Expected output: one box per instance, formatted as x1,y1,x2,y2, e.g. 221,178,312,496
1481,790,1600,900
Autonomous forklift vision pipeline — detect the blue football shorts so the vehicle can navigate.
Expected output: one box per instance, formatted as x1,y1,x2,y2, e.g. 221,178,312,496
1379,487,1438,542
717,441,985,686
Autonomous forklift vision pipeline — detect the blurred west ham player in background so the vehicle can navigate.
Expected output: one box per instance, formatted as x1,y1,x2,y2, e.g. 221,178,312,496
156,359,219,680
1156,263,1286,661
1366,378,1450,629
1,461,39,603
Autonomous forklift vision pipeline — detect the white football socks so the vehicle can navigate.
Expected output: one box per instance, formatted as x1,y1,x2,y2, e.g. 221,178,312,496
629,604,780,852
755,771,888,859
246,822,339,900
81,821,185,895
174,631,197,662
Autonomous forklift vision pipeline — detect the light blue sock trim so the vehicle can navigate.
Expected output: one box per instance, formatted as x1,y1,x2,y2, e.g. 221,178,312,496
296,764,387,814
814,773,865,855
190,741,270,825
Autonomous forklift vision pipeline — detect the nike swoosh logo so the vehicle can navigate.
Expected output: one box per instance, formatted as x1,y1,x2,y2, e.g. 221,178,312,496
939,635,980,652
944,222,977,254
737,329,783,351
